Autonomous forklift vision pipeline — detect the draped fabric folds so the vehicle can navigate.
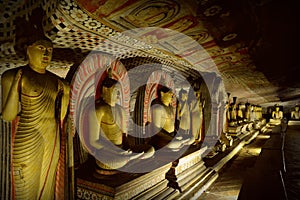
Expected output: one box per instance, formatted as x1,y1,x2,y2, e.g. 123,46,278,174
12,79,66,200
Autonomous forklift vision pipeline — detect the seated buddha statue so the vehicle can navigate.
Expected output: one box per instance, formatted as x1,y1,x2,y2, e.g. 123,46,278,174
88,77,154,173
291,105,300,120
272,105,283,120
150,86,193,151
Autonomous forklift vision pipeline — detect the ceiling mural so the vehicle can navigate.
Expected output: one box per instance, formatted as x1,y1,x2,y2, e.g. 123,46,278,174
0,0,299,105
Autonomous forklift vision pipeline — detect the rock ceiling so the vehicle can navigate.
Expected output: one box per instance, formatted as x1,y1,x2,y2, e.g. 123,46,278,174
0,0,299,106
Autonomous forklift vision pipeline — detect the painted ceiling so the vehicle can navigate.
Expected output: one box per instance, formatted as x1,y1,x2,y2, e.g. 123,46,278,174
0,0,299,106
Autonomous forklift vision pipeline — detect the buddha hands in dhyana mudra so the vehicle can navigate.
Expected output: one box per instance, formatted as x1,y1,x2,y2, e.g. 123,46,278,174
88,79,154,170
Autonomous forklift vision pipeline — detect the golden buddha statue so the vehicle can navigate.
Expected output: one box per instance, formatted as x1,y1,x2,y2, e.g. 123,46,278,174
291,105,300,120
244,103,251,122
150,86,192,150
88,77,154,172
189,88,205,144
272,105,283,120
1,39,70,199
237,103,244,123
250,105,256,122
228,103,238,126
176,89,191,136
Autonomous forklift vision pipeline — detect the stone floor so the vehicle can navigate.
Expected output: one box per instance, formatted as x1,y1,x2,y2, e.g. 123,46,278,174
200,127,280,200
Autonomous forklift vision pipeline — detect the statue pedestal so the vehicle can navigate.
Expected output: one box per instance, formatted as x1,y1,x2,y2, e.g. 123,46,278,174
76,158,172,200
288,120,300,126
165,147,207,191
227,125,243,137
253,118,266,129
158,146,217,199
269,118,281,125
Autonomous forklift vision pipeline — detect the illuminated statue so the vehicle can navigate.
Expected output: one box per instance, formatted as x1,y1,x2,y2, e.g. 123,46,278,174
237,103,244,123
176,89,191,137
189,88,205,144
272,105,283,120
228,103,238,126
150,86,192,150
88,77,154,171
256,106,262,120
250,105,256,122
291,105,300,119
1,39,70,199
244,103,251,122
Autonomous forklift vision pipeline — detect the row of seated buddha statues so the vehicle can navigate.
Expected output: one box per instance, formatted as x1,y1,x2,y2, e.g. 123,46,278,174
267,104,300,124
83,74,209,175
226,101,263,127
0,38,208,198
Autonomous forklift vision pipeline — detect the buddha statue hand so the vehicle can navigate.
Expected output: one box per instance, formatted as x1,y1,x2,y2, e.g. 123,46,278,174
13,69,23,90
2,69,23,121
129,151,144,161
140,146,155,159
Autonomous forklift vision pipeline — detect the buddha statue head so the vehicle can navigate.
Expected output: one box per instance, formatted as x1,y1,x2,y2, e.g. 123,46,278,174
275,104,280,112
295,105,299,112
179,89,188,102
157,85,174,106
27,39,53,73
101,77,121,106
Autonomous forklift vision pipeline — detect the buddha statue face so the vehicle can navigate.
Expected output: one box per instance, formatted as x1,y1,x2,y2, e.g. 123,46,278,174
27,40,53,73
102,79,121,106
275,106,280,111
194,89,201,100
295,106,299,112
160,89,174,105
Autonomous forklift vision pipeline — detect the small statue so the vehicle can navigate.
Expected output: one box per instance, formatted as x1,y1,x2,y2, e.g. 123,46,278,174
189,88,205,144
256,106,262,120
244,103,251,122
237,103,244,124
1,39,70,199
88,77,154,172
228,103,238,126
291,105,300,120
176,89,191,137
150,86,192,150
272,104,283,120
250,105,257,122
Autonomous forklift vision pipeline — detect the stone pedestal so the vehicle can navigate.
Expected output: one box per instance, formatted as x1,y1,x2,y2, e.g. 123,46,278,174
288,120,300,126
76,158,172,200
158,146,218,199
269,118,281,125
165,147,208,191
253,118,266,129
227,125,243,137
